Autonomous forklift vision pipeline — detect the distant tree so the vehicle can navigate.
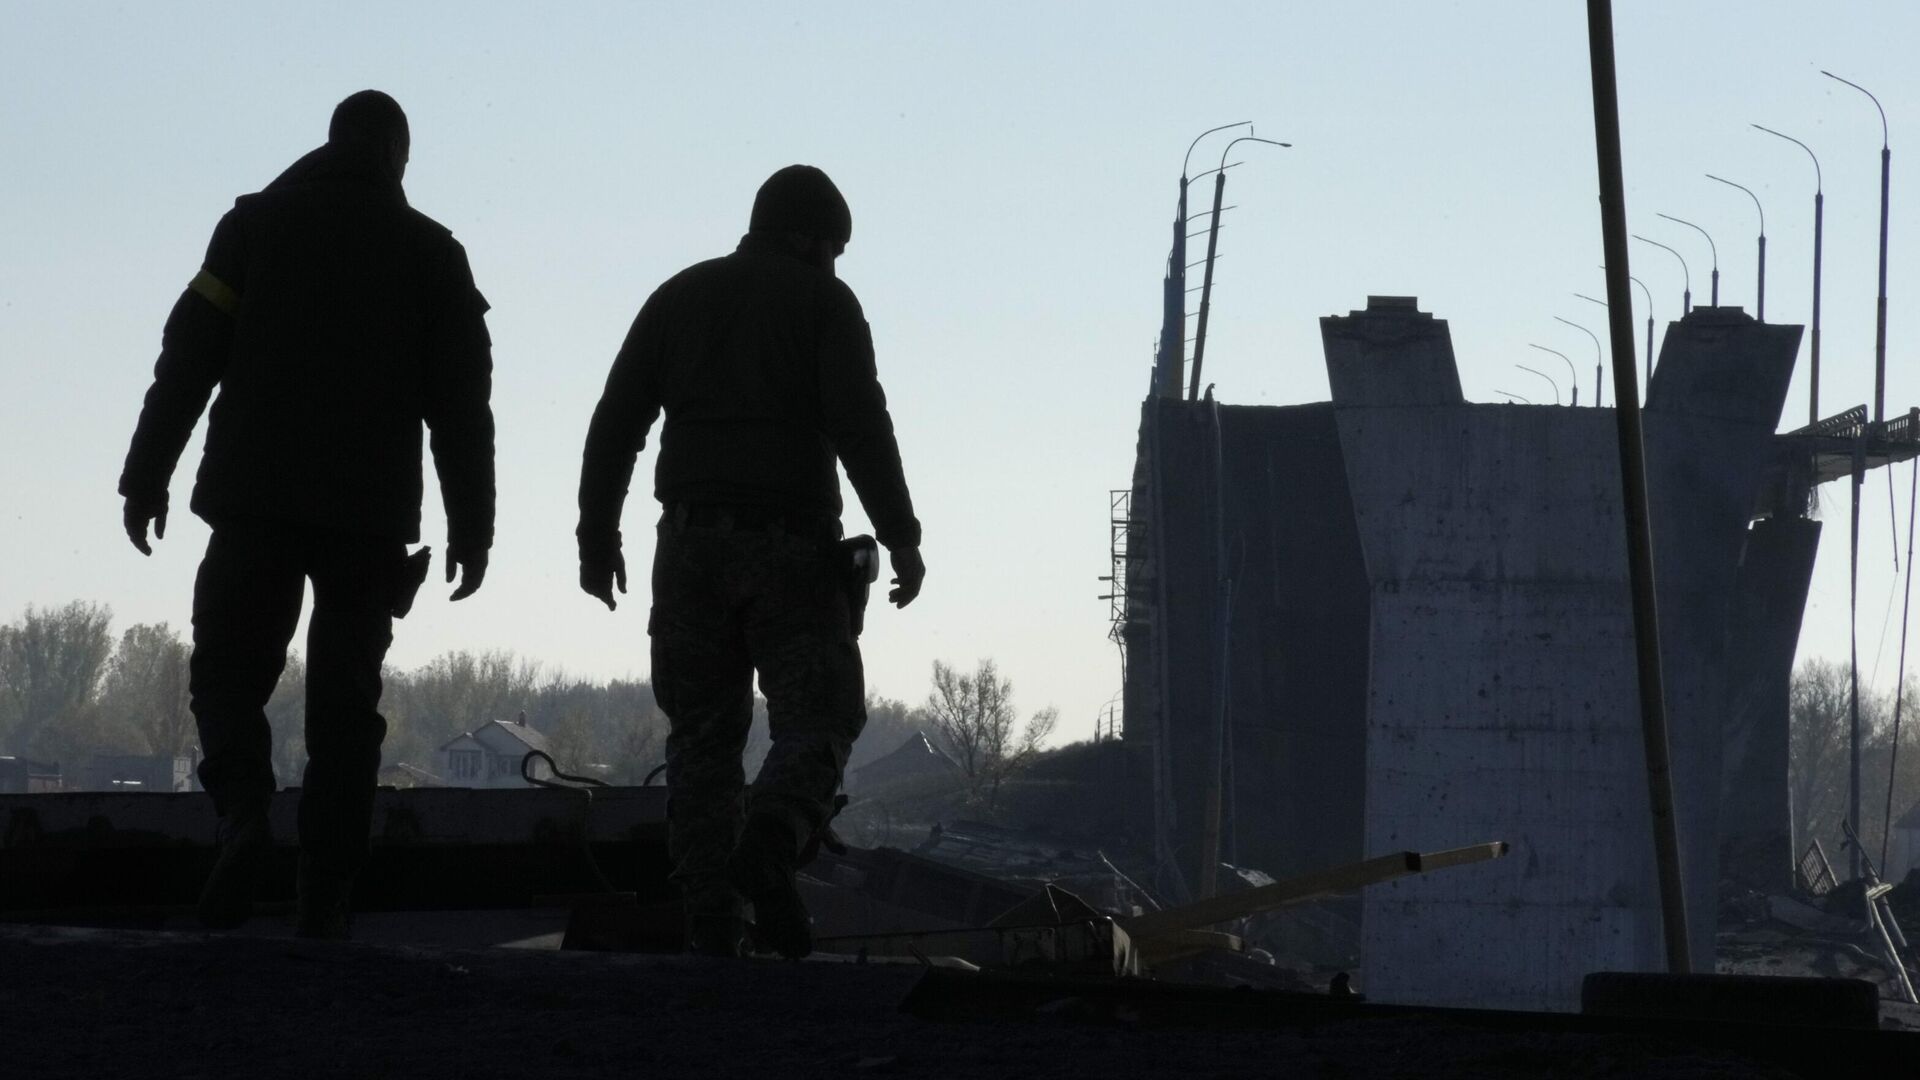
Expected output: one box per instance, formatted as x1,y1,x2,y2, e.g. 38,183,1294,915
1788,657,1920,869
608,700,668,785
546,707,595,773
0,601,115,761
98,622,194,757
925,658,1058,808
267,653,307,781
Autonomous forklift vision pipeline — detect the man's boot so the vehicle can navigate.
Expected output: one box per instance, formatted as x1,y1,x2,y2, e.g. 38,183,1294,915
295,853,353,940
687,911,747,958
727,813,811,959
682,882,747,957
197,807,271,930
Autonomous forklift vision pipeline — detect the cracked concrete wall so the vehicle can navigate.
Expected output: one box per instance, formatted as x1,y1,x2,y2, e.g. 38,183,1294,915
1335,301,1800,1011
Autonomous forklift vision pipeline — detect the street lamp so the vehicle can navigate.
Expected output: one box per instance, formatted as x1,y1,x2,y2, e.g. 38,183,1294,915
1707,174,1766,321
1755,125,1824,424
1516,364,1561,404
1657,213,1719,307
1529,343,1579,407
1596,268,1658,387
1494,390,1533,405
1633,234,1692,316
1555,316,1605,409
1824,70,1891,424
1822,69,1893,882
1189,134,1290,400
1158,122,1252,399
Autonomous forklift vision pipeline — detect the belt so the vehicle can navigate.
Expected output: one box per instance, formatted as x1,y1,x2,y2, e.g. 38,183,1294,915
669,502,837,538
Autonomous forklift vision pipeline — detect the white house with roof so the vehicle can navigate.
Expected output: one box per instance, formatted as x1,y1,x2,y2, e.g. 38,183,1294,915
434,713,555,788
846,731,962,793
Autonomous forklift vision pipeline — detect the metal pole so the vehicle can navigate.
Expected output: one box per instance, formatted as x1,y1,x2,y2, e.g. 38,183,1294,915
1634,234,1691,316
1851,437,1865,879
1199,393,1232,897
1879,144,1890,424
1555,315,1605,411
1707,175,1765,320
1657,214,1719,307
1602,267,1656,388
1632,276,1655,387
1189,171,1226,401
1754,126,1822,424
1816,189,1826,423
1161,123,1250,400
1188,136,1289,400
1823,72,1890,424
1587,0,1692,974
1529,344,1578,407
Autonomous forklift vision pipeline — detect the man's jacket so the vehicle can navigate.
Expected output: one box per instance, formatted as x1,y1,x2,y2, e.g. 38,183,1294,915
119,142,495,552
576,234,920,554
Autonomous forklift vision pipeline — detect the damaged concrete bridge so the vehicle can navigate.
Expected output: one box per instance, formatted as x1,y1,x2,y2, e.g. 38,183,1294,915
1121,295,1920,1011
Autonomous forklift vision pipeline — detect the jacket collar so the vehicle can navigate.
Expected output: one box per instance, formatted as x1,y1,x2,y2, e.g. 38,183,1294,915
264,142,407,205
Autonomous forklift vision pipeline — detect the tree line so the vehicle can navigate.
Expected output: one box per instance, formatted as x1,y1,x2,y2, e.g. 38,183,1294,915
0,602,1055,799
1789,656,1920,873
12,600,1920,855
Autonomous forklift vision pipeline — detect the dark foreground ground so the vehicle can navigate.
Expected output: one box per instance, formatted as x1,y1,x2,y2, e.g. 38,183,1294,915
0,924,1839,1079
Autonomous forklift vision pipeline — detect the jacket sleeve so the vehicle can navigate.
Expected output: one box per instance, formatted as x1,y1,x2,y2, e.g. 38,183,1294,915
818,282,921,550
423,238,496,554
576,296,665,558
118,209,246,508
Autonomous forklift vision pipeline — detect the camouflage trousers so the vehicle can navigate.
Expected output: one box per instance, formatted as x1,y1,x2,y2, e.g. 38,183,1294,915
190,517,404,879
648,510,866,910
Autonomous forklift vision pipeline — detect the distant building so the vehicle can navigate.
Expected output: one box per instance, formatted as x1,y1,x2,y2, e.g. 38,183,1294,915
0,755,62,793
434,713,555,788
848,731,961,793
73,753,196,793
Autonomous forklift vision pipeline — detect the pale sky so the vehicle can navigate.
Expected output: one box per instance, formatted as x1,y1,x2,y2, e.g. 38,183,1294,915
4,2,1919,741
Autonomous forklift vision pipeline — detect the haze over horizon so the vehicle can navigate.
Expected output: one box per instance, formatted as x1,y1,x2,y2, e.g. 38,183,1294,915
6,1,1920,742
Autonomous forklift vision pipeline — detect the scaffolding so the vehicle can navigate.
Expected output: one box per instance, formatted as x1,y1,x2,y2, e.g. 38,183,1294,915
1101,489,1131,645
1096,488,1131,743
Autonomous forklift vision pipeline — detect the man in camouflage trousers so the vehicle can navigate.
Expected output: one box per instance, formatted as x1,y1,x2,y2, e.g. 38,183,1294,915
576,166,924,958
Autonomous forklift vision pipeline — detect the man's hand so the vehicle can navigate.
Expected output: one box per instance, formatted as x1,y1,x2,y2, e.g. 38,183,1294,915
446,544,488,601
123,497,168,556
888,546,925,608
580,548,628,611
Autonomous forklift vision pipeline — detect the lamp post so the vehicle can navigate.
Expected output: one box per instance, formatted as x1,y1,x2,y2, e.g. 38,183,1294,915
1189,135,1289,400
1158,122,1252,399
1633,234,1692,316
1707,174,1766,321
1824,70,1891,425
1657,213,1719,307
1755,124,1824,425
1529,343,1579,407
1516,364,1561,404
1555,315,1605,409
1629,276,1655,386
1821,70,1892,883
1597,268,1658,387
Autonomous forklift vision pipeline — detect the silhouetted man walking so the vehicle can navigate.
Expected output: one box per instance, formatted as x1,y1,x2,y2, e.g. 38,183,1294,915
577,166,924,958
119,91,494,937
